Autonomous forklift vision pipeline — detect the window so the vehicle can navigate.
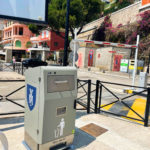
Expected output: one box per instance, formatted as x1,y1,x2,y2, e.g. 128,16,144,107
26,41,32,48
46,31,49,37
15,40,21,47
54,42,58,47
19,27,23,35
15,27,17,35
42,31,44,38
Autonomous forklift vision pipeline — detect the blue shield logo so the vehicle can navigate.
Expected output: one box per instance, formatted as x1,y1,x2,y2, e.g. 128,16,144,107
27,84,36,111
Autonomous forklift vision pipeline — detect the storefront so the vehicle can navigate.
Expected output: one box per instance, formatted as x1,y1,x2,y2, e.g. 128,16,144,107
28,47,50,61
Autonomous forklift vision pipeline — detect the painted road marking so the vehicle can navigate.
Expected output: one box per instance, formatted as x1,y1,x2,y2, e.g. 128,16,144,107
126,98,146,124
101,98,148,125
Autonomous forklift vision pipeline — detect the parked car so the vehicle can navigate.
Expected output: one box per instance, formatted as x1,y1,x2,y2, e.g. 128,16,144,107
22,58,47,68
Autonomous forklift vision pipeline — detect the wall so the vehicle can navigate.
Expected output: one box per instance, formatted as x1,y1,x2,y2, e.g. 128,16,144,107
5,49,12,63
95,47,113,71
95,47,131,71
3,23,33,50
77,47,97,68
50,32,65,51
78,2,141,40
77,48,86,68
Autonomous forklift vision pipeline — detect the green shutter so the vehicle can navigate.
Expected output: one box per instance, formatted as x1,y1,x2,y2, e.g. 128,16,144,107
16,40,21,47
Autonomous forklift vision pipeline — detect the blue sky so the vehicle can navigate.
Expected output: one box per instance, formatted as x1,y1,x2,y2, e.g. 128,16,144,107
0,0,46,21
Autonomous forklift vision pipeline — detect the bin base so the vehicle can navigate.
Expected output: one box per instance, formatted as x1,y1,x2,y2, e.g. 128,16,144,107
24,131,74,150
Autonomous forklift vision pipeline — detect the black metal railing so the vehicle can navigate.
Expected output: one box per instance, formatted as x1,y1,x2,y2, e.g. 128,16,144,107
0,62,26,75
96,80,150,127
75,79,98,113
0,62,14,72
0,80,25,116
76,79,150,127
0,78,149,127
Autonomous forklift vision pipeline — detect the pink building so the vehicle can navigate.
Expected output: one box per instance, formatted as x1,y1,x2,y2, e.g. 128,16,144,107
2,21,33,62
30,30,65,51
30,30,65,61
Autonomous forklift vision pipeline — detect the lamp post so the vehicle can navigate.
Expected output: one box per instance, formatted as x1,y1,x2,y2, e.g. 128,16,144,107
63,0,70,66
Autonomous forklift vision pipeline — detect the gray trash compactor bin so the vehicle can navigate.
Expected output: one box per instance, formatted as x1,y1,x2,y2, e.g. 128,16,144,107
24,66,77,150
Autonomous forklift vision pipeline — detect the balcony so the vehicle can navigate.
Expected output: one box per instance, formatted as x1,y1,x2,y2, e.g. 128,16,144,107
28,46,50,52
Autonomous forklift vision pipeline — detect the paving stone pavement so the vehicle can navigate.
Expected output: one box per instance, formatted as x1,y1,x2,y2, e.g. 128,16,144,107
0,70,150,150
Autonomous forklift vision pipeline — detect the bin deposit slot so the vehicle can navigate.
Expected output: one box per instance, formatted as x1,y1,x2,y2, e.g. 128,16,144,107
55,80,68,84
47,75,75,93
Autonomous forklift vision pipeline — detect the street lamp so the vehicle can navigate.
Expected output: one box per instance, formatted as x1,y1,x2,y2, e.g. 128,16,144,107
63,0,70,66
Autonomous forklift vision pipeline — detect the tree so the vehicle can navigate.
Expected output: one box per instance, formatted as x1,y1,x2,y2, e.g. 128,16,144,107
92,15,112,41
29,0,104,38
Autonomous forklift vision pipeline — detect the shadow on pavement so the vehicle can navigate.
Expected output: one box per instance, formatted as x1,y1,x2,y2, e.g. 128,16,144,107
0,116,24,125
72,128,95,149
76,111,88,120
0,124,24,132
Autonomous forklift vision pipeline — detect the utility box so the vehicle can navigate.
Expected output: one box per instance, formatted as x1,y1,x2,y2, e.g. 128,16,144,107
129,59,144,74
24,66,77,150
120,59,129,73
139,72,147,88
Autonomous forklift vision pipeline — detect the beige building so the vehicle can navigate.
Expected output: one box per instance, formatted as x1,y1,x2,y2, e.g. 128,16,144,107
77,46,131,71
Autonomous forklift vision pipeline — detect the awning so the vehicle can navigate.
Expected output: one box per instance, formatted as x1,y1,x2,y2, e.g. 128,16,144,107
0,50,6,55
28,47,50,52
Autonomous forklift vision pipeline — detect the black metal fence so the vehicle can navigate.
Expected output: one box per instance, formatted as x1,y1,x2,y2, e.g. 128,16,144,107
0,62,26,75
0,80,25,115
75,79,150,127
0,78,149,127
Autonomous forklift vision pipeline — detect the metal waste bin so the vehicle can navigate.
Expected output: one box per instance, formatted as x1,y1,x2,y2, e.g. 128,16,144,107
24,66,77,150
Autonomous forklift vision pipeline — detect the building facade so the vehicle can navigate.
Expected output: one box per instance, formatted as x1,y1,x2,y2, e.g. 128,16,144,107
77,46,131,71
140,0,150,11
30,30,65,61
2,21,33,62
76,0,150,71
0,22,3,41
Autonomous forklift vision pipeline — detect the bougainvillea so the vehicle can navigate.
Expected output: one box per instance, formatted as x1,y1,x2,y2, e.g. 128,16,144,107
93,10,150,59
92,15,112,41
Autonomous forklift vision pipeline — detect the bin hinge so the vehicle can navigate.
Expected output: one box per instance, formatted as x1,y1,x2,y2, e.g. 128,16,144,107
39,77,41,82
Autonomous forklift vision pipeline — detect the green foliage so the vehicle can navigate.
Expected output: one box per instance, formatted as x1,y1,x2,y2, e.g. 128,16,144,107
28,24,43,35
92,15,112,41
47,53,54,61
26,41,32,48
104,10,150,57
104,0,134,15
29,0,104,38
0,44,3,49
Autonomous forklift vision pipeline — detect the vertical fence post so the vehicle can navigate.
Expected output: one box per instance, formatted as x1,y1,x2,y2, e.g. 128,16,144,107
95,80,100,113
87,80,91,114
13,63,15,72
144,88,150,127
21,62,23,75
18,63,19,74
75,79,79,110
74,100,77,110
98,84,102,113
